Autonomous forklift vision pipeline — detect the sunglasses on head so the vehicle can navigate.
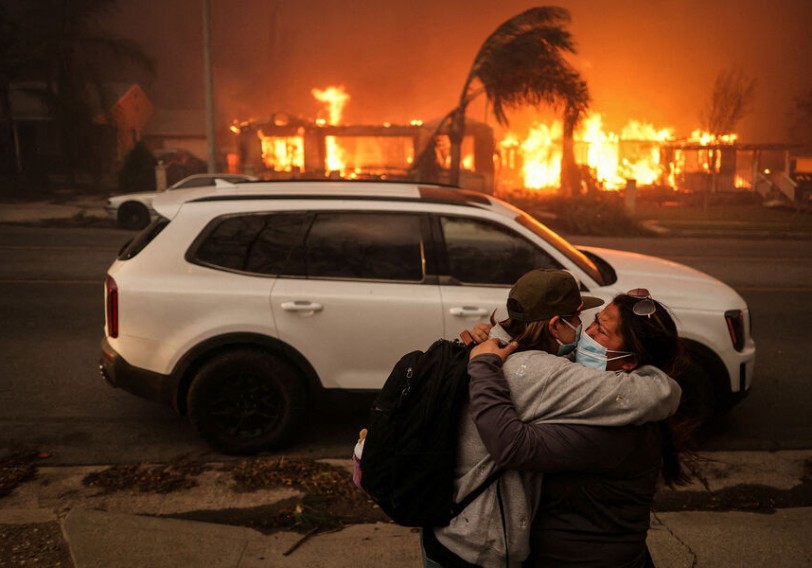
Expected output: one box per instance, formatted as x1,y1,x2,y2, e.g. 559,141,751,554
627,288,656,318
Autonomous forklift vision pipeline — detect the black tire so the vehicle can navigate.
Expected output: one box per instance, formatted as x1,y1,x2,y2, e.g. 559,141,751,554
117,202,151,230
187,349,306,454
673,355,717,426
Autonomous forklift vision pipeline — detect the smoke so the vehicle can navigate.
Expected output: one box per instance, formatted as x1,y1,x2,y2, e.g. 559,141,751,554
109,0,812,143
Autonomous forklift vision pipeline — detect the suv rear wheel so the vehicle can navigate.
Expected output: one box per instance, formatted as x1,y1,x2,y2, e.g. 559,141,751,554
187,349,306,454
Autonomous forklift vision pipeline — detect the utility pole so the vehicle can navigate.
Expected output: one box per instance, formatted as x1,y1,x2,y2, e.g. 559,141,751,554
203,0,216,172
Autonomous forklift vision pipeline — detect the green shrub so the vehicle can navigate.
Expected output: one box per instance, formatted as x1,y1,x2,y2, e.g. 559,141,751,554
117,142,157,192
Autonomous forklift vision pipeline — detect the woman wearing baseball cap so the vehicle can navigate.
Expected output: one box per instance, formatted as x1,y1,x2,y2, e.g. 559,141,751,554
497,267,604,357
460,287,692,567
422,269,684,568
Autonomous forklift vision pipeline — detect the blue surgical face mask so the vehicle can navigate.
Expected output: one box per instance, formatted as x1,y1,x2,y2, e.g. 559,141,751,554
574,331,634,371
556,317,582,356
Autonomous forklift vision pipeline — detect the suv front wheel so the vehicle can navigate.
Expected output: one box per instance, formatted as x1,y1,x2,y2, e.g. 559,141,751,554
187,349,306,454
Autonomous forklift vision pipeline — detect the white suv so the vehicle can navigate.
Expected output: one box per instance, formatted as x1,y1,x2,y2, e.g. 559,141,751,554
100,181,755,454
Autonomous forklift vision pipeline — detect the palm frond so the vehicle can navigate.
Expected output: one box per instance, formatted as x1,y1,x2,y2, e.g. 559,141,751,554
471,26,589,125
482,6,572,50
459,7,575,105
438,6,591,187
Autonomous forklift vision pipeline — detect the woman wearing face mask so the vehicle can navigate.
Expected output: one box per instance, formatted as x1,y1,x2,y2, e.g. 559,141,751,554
422,272,682,568
465,291,693,567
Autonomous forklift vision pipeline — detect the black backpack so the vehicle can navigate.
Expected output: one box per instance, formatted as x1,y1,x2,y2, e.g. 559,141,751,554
359,337,502,527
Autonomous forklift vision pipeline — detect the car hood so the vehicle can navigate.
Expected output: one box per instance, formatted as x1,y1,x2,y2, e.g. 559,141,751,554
581,246,747,312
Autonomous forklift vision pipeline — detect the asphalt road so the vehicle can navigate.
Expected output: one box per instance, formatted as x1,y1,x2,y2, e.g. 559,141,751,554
1,225,810,465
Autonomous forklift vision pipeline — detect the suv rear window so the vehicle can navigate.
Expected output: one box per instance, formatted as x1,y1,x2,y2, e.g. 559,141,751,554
189,211,425,282
191,212,308,274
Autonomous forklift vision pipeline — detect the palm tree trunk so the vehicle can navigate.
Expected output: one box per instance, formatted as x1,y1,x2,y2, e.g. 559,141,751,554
560,105,580,197
448,107,466,186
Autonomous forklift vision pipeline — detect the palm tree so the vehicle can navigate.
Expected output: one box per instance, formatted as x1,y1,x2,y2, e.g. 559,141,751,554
5,0,154,184
417,6,589,194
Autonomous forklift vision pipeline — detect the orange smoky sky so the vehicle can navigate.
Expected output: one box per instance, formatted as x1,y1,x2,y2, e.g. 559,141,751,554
110,0,812,143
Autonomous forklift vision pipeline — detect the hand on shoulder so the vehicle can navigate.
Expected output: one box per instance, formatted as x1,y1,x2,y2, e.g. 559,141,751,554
470,338,518,362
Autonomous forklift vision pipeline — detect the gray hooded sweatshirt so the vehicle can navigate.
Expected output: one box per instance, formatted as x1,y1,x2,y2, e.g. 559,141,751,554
433,325,681,568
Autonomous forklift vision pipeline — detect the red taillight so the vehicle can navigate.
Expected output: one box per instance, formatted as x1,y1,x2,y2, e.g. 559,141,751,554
106,275,118,338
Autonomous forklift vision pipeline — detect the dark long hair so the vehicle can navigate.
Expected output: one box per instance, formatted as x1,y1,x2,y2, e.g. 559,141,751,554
613,294,694,487
490,311,556,353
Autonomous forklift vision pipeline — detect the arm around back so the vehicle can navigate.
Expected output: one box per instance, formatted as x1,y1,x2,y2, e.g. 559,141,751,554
468,353,680,469
498,352,681,426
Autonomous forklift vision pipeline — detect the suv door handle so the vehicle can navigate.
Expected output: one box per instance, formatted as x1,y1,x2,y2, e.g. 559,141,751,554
281,301,324,313
449,306,489,317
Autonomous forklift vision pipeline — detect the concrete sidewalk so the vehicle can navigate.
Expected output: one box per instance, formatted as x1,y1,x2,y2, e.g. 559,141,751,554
1,451,810,567
0,196,110,224
24,506,812,568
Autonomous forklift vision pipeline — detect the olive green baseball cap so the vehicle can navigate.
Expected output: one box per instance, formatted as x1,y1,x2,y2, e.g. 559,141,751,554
507,269,604,322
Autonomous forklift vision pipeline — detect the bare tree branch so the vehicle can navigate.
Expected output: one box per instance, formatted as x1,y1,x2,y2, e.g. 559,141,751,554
701,68,757,136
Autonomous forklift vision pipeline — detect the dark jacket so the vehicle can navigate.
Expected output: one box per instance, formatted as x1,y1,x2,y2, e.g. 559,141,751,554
468,354,663,567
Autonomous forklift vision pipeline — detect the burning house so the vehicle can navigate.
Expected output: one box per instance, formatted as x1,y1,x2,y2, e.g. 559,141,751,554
497,115,805,202
229,86,495,193
225,87,806,204
231,114,495,193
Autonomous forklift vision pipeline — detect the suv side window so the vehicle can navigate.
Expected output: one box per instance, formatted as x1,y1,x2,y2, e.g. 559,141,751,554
440,216,562,285
306,213,424,281
192,212,308,274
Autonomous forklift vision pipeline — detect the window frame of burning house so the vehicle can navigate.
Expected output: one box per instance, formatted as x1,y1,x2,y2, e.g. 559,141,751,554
437,215,563,286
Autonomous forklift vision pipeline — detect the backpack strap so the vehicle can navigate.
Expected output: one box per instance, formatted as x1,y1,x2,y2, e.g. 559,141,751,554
449,468,504,518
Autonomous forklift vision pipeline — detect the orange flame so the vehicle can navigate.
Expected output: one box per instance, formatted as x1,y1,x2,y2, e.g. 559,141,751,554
674,130,738,177
257,129,304,172
312,86,350,124
312,86,350,174
689,130,737,145
240,84,742,192
521,122,563,191
504,113,676,191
